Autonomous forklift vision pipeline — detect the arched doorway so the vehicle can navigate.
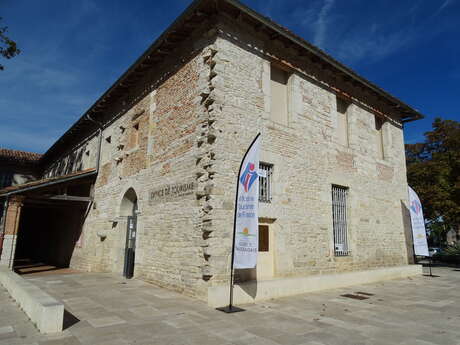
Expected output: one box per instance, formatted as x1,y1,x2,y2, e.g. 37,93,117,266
120,188,138,279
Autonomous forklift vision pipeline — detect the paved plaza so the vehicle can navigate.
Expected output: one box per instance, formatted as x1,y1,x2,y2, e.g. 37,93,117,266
0,265,459,345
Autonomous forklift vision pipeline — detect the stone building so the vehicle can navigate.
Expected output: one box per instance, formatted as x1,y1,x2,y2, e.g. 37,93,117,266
0,0,423,306
0,149,40,189
0,148,41,265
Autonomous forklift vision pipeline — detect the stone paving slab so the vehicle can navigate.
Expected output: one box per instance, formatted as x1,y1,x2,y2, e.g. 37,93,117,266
0,265,459,345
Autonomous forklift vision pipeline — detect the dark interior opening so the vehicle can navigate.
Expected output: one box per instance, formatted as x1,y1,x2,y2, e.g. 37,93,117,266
12,179,93,274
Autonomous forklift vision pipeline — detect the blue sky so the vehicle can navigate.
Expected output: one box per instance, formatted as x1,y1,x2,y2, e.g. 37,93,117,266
1,0,459,153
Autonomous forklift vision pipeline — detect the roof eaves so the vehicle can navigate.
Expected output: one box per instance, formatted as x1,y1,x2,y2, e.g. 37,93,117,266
39,0,207,165
0,169,97,197
39,0,423,166
223,0,424,122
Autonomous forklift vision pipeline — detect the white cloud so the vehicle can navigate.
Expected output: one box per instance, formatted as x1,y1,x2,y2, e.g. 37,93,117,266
288,0,456,66
437,0,452,13
2,57,79,90
336,28,414,64
313,0,335,47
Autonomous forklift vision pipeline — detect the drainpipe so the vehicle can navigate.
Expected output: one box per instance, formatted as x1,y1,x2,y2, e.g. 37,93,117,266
0,195,9,261
86,114,104,173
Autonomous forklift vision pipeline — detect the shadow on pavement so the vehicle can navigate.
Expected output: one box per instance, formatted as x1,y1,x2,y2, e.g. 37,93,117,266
63,309,80,330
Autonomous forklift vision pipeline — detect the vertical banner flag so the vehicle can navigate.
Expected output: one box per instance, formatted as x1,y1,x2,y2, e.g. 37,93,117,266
233,135,261,269
408,186,429,256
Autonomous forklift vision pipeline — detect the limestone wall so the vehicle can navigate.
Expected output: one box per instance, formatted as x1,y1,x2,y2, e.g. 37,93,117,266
206,23,411,286
65,32,219,299
32,18,413,301
43,137,98,178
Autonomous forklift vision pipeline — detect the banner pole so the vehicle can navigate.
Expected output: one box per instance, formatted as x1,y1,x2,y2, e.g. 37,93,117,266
408,220,417,265
217,133,260,313
429,256,433,277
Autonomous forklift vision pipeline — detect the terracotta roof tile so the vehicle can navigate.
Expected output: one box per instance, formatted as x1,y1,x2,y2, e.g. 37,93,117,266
0,148,42,164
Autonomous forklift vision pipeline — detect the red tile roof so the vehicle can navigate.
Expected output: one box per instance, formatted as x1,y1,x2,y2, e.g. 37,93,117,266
0,148,42,164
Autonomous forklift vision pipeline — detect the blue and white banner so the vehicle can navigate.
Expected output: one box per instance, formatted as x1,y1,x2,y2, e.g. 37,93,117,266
233,135,260,269
408,186,429,257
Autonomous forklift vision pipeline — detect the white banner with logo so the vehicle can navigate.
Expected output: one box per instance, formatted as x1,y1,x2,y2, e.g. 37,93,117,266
233,135,260,269
408,186,429,256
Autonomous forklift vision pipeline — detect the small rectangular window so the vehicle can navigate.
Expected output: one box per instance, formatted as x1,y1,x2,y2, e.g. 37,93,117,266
332,185,350,256
259,225,269,252
270,65,289,126
336,97,350,146
259,163,273,203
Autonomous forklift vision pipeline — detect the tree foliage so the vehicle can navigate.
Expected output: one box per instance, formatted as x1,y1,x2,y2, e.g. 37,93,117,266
0,17,20,70
406,118,460,243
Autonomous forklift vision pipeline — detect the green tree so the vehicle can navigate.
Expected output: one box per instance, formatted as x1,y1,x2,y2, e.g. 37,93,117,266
0,17,20,70
406,118,460,244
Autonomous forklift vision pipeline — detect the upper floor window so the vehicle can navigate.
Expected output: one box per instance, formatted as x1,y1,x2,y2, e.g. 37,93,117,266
336,97,350,147
270,65,289,126
259,162,273,203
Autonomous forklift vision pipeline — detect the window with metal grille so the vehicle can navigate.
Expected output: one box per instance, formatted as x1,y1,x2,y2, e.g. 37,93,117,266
259,163,273,203
332,185,350,256
0,172,13,189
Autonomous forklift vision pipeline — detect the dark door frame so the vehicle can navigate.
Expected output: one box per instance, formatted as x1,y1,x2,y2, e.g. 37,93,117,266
123,201,137,279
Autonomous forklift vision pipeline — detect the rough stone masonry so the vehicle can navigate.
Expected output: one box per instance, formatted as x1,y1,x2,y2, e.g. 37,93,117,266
0,0,423,306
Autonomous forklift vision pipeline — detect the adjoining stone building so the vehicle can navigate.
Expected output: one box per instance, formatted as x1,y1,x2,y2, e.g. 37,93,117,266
0,149,41,189
0,0,423,306
0,148,41,265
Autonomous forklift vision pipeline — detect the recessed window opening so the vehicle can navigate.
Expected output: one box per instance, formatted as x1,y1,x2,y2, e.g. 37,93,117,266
270,65,289,126
375,115,384,159
332,185,350,256
336,97,350,147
